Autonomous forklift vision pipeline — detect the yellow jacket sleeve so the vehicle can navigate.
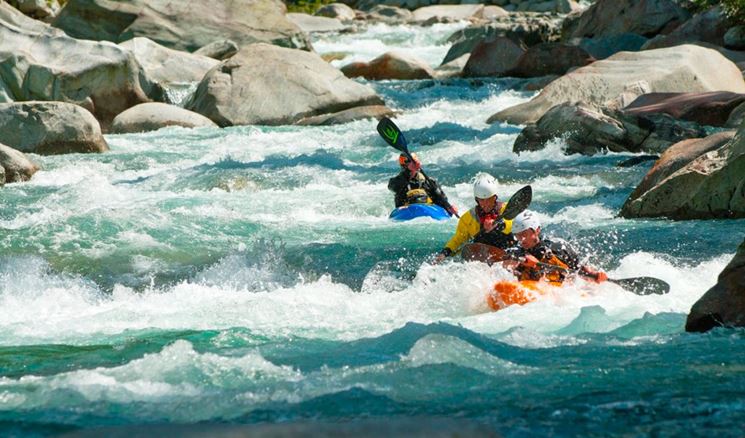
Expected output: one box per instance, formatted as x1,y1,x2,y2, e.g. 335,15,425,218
444,210,481,253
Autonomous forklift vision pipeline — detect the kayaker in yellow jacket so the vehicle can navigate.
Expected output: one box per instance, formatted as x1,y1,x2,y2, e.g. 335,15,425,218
434,173,515,263
507,210,607,283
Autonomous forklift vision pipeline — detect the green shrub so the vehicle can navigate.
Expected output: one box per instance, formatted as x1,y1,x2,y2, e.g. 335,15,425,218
689,0,745,22
285,0,336,14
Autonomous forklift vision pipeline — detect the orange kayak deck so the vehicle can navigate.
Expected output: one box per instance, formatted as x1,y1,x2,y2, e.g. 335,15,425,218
487,279,564,311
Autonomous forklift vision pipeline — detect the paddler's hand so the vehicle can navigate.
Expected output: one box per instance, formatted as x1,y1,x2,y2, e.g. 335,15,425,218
483,217,504,233
446,205,458,216
521,254,539,269
580,266,607,283
433,248,452,264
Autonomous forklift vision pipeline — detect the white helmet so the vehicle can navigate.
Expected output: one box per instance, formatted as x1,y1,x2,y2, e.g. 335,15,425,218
512,210,541,234
473,173,499,199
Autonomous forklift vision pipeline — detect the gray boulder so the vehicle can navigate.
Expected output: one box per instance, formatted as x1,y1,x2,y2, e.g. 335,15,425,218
620,126,745,219
315,3,357,22
568,0,689,40
686,238,745,332
0,142,39,182
365,5,412,24
725,26,745,50
642,6,730,50
488,45,745,125
286,13,347,33
575,33,648,60
0,102,108,154
295,105,395,126
463,37,526,78
111,102,217,133
411,5,485,23
193,40,239,61
52,0,312,52
507,42,594,78
189,43,384,126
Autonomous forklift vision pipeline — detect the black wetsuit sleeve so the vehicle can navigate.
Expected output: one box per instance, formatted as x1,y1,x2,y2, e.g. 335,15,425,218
388,172,409,208
424,177,450,210
548,239,581,270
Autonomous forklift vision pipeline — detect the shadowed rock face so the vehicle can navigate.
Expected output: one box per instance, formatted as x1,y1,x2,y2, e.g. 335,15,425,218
620,126,745,220
686,238,745,332
0,102,108,154
623,92,745,128
52,0,312,52
189,44,384,127
0,142,38,183
568,0,690,40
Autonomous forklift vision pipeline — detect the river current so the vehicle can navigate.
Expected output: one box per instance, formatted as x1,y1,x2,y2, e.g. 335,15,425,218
1,22,744,436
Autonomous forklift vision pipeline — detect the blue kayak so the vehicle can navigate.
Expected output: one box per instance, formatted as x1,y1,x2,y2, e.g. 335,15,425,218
389,204,450,221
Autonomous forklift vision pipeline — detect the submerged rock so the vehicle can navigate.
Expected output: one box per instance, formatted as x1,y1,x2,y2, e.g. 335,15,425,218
0,102,108,154
189,43,383,126
620,128,745,219
111,103,217,133
686,238,745,332
488,45,745,125
0,142,39,183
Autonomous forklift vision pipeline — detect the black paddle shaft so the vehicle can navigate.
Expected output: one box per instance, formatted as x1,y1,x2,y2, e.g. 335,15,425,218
531,261,669,295
376,117,460,217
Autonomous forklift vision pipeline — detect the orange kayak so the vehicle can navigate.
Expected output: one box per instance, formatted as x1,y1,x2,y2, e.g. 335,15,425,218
487,279,564,311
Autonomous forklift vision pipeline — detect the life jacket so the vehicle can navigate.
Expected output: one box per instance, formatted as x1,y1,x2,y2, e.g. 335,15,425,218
518,254,570,282
405,188,433,205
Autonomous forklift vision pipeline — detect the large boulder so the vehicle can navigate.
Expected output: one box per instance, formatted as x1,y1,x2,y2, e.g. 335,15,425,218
286,13,346,33
623,92,745,127
568,0,689,40
574,33,649,60
52,0,312,52
295,105,394,126
642,6,730,50
411,5,484,23
189,43,383,126
686,239,745,332
315,3,356,22
442,14,562,65
120,37,218,84
622,131,735,207
193,40,239,61
341,51,435,80
0,2,150,130
463,37,526,78
512,102,707,155
488,45,745,125
0,142,39,182
620,126,745,219
507,42,594,78
111,102,217,133
364,5,412,24
0,102,108,154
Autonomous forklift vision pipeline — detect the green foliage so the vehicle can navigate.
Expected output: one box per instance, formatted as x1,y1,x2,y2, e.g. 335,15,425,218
689,0,745,22
286,0,336,14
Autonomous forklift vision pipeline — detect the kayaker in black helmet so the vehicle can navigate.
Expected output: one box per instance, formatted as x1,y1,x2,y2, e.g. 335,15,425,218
506,210,607,283
387,153,458,215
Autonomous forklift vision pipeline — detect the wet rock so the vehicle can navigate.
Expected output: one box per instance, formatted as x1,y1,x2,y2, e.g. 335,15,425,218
295,105,395,126
488,45,745,125
623,92,745,128
434,54,470,79
342,51,435,80
287,13,347,33
0,3,149,130
568,0,689,40
507,42,594,78
574,33,648,60
365,5,412,24
442,14,562,64
315,3,356,22
686,238,745,332
0,102,108,154
463,37,526,77
622,131,735,212
616,155,660,167
620,127,745,219
725,25,745,50
193,40,239,61
111,102,217,133
726,102,745,128
52,0,312,52
189,43,383,126
0,142,39,183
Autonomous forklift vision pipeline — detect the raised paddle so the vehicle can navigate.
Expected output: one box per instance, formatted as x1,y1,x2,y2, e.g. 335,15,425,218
531,260,670,296
376,117,460,217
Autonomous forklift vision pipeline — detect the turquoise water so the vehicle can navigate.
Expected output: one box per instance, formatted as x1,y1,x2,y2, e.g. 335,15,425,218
1,23,745,436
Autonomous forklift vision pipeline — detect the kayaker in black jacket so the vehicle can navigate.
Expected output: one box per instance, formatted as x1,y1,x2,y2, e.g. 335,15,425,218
387,153,457,215
506,210,607,283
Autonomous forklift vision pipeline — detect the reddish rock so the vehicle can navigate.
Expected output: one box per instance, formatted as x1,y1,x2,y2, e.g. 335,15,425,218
463,37,526,78
341,51,435,80
507,43,595,78
623,92,745,127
